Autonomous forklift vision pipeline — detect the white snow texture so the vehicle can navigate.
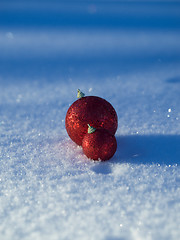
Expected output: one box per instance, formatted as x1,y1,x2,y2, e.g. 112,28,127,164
0,1,180,240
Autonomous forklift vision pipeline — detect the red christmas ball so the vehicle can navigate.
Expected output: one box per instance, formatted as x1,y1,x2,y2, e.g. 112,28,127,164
65,90,118,146
82,125,117,161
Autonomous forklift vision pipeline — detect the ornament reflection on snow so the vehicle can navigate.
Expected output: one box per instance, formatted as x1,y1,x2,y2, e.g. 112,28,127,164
65,89,118,161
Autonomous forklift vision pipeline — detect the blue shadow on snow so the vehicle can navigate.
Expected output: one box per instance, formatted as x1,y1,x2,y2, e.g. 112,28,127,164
91,135,180,174
114,135,180,165
166,76,180,84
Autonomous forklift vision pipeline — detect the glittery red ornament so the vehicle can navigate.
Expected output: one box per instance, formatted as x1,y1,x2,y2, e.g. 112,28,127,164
65,90,118,146
82,125,117,161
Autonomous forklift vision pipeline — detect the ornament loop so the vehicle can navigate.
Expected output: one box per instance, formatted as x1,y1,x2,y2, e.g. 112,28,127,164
87,124,96,134
77,89,85,99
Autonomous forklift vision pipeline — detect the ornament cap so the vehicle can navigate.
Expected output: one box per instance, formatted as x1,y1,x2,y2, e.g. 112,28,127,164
87,124,96,134
77,89,85,99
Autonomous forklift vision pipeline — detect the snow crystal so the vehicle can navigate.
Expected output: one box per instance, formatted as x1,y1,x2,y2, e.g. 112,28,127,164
88,88,93,93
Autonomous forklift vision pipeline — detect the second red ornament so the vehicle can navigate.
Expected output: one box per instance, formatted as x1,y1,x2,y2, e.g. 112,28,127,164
82,124,117,161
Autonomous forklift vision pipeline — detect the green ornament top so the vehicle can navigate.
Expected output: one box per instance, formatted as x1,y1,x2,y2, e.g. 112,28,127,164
77,89,85,99
87,124,96,134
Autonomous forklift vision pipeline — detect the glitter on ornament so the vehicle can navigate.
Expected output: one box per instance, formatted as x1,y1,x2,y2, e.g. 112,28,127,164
65,89,118,146
82,124,117,161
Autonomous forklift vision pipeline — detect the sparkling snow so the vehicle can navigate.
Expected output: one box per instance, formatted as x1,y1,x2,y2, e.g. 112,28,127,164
0,1,180,240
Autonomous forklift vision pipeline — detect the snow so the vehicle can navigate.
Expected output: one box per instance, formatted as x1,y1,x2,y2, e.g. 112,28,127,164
0,1,180,240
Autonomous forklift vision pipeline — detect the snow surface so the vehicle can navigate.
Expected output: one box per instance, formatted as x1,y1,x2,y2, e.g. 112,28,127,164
0,1,180,240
